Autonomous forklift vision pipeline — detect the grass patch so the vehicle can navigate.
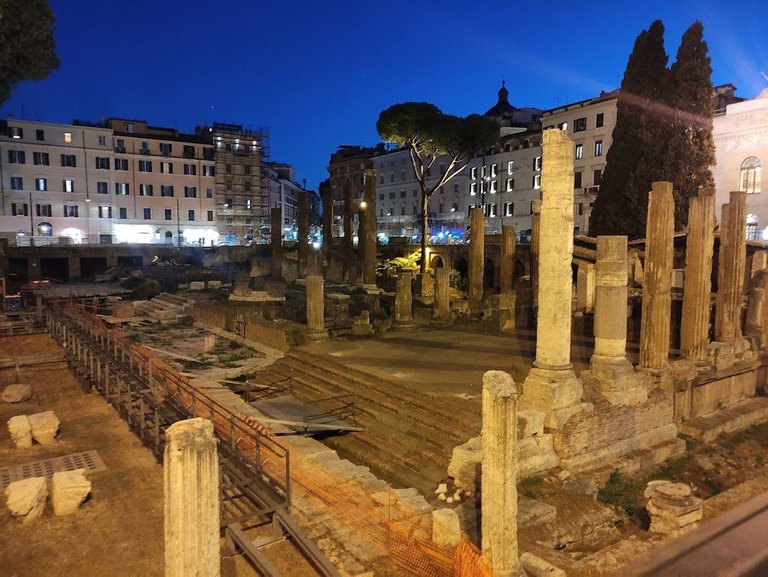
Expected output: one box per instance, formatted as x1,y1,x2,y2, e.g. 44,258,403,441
519,475,546,498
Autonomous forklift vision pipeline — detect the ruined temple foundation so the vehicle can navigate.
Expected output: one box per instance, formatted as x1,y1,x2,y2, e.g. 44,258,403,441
521,129,583,431
393,272,415,329
164,418,220,577
306,275,328,339
587,235,646,406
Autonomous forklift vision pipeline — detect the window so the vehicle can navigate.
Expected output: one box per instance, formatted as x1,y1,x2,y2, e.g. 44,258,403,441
183,145,195,158
98,135,106,146
36,204,52,217
203,165,214,176
140,141,149,154
578,203,584,216
126,123,134,133
160,143,172,155
574,171,582,188
10,126,23,139
400,190,406,198
63,179,75,193
507,161,514,175
506,178,515,191
97,181,108,195
379,174,384,185
471,166,477,180
35,178,47,191
388,192,395,200
454,183,459,194
115,139,126,151
139,184,154,197
205,187,213,198
244,181,251,192
594,140,603,156
160,161,173,174
33,152,49,165
490,180,498,194
10,177,23,190
488,203,497,217
164,209,172,221
740,156,762,194
593,169,602,186
596,113,604,128
183,163,196,175
491,163,498,177
184,186,197,198
63,132,72,143
61,154,76,167
226,180,232,190
574,117,587,132
575,144,583,160
63,205,78,217
244,165,251,175
8,150,25,164
11,203,28,216
470,182,477,195
98,206,112,218
533,174,541,189
558,122,568,131
115,182,129,195
161,185,174,197
533,156,542,171
139,160,152,172
95,157,110,169
115,158,128,170
36,129,44,141
143,208,151,219
119,207,127,219
203,147,214,160
207,210,214,222
188,210,195,221
226,163,232,174
504,202,514,217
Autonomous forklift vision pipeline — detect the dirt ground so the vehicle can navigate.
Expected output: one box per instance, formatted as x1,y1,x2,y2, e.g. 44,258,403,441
0,334,165,577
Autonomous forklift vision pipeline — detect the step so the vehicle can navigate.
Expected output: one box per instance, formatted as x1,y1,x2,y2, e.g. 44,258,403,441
678,397,768,442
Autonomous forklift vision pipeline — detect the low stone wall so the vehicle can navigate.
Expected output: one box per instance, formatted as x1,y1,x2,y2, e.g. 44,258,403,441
677,364,760,419
191,304,303,352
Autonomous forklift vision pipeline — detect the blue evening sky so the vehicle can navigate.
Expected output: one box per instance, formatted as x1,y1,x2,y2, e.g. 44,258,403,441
2,0,766,191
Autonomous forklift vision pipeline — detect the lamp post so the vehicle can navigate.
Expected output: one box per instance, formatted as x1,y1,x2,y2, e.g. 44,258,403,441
28,191,34,237
176,197,182,247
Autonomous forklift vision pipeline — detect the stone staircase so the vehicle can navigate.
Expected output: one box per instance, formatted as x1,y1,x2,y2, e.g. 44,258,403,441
134,293,194,322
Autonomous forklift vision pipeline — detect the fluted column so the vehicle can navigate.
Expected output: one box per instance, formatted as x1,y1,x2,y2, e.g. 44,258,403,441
468,207,485,317
520,130,582,430
393,272,414,329
680,189,716,361
164,418,220,577
715,190,747,343
297,190,309,277
433,268,452,326
270,207,282,280
481,370,520,577
306,275,328,339
500,225,516,294
530,200,541,302
639,182,674,371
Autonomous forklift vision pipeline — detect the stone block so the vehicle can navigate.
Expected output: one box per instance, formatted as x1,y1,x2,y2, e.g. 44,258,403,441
5,477,47,523
207,280,222,289
51,468,92,516
27,411,60,445
518,409,545,437
518,499,557,526
188,281,206,291
112,300,135,319
8,415,32,448
3,383,32,403
432,508,461,548
520,552,567,577
447,436,481,490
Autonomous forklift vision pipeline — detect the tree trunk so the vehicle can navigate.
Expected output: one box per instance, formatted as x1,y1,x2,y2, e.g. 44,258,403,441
420,192,429,274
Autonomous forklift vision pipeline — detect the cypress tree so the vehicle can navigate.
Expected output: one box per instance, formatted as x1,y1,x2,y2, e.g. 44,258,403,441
589,20,668,239
664,21,715,230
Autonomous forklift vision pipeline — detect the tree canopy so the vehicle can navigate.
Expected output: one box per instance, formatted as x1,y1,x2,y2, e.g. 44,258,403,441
589,20,715,238
377,102,498,273
0,0,59,107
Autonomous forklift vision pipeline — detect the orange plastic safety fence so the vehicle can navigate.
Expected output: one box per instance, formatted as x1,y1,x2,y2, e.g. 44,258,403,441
453,540,492,577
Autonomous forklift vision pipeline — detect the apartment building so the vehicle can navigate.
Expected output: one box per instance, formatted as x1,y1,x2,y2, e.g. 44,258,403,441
540,90,618,234
262,161,310,240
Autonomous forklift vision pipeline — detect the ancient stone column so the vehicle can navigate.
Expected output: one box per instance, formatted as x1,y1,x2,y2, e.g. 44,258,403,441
270,207,282,280
575,263,595,314
530,200,541,302
749,249,767,281
639,182,675,371
305,275,328,339
745,287,764,344
680,189,716,361
481,370,520,577
343,178,354,281
500,225,516,294
361,169,378,286
468,207,485,317
297,190,309,277
164,418,220,577
393,271,414,329
433,267,452,326
322,181,333,265
715,190,748,344
520,130,582,430
590,236,646,405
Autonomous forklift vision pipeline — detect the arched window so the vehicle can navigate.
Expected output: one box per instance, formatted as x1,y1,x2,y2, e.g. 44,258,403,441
740,156,762,194
37,222,52,236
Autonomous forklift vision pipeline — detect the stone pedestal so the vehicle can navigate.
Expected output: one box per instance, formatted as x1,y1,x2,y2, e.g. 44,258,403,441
521,130,583,430
433,268,452,326
716,190,748,345
680,189,716,362
270,207,282,280
297,190,309,277
306,275,328,339
468,208,485,317
361,169,378,286
646,481,702,537
393,272,414,329
164,418,220,577
481,371,521,577
640,182,675,372
590,236,646,405
500,225,516,294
